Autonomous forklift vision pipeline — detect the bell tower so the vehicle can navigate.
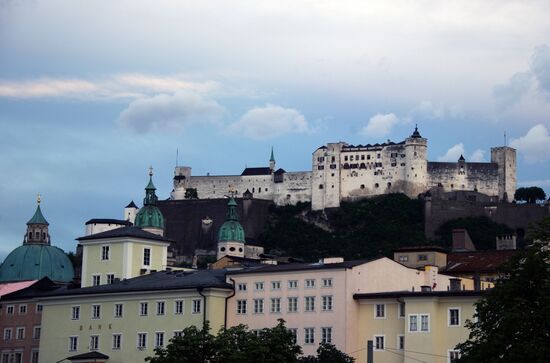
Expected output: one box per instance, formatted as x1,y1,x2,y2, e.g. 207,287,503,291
24,193,50,245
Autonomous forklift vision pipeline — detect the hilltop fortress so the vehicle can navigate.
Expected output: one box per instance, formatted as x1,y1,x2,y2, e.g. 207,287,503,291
170,127,516,210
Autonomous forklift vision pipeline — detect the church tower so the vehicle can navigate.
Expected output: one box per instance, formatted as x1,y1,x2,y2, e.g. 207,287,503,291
134,168,165,236
269,147,276,171
217,197,246,259
24,193,50,244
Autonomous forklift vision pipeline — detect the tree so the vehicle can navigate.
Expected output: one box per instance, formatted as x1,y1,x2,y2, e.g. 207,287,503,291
185,188,198,199
456,222,550,362
299,343,355,363
514,186,546,204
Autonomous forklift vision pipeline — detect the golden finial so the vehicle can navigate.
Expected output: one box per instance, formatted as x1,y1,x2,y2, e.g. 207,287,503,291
37,193,41,205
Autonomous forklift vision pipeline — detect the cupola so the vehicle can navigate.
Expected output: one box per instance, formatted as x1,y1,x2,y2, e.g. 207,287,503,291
134,167,165,236
217,197,245,259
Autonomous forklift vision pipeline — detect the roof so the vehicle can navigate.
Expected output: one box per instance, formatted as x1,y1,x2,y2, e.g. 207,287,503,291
125,200,138,208
274,168,286,175
41,269,233,297
27,204,48,225
67,351,109,360
394,245,448,254
0,277,62,301
0,280,37,298
0,245,75,283
76,226,172,243
444,250,518,274
341,141,405,150
241,167,272,176
353,289,484,300
85,218,131,226
227,258,379,275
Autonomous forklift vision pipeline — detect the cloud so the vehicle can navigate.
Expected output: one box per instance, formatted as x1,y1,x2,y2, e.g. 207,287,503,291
228,104,309,140
510,124,550,163
531,44,550,94
469,149,486,162
437,143,465,162
0,74,219,100
493,71,533,107
117,91,225,134
360,113,400,137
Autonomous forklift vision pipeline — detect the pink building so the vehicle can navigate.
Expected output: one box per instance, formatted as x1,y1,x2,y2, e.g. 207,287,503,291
226,257,472,357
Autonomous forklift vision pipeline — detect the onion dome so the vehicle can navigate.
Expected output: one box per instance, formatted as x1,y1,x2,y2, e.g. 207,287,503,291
0,196,74,283
218,198,245,242
134,168,165,231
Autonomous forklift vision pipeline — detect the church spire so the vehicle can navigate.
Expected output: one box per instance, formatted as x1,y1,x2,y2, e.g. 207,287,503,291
143,166,158,206
24,194,50,245
269,146,276,170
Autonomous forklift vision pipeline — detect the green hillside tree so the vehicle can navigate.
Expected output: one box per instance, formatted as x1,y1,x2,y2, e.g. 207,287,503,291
514,186,546,203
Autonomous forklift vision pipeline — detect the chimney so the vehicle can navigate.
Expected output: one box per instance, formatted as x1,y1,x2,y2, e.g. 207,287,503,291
449,278,462,292
473,274,481,291
420,285,432,292
496,234,517,250
452,229,476,252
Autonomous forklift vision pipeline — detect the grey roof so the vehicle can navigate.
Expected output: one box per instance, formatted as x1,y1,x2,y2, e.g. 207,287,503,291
76,226,172,243
227,258,380,275
353,290,484,300
41,269,233,298
241,167,272,176
67,351,109,360
125,200,138,208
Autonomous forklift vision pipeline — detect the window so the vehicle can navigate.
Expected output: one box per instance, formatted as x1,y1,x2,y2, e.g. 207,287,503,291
421,314,430,331
175,300,184,315
255,282,264,291
143,248,151,266
33,326,41,339
92,275,101,286
16,327,25,340
6,305,14,315
305,296,315,312
398,302,405,318
155,332,165,347
288,280,298,289
398,335,405,350
69,336,78,351
90,335,99,351
322,296,333,311
72,306,80,320
322,278,332,288
253,299,264,314
174,331,183,337
1,353,8,363
137,332,147,349
418,254,428,261
321,327,332,344
101,245,110,261
112,334,122,350
157,301,165,315
140,302,148,316
271,281,281,290
304,328,315,344
19,304,27,314
36,304,43,313
237,283,247,291
398,255,409,262
270,298,281,313
289,329,297,344
3,328,12,341
449,308,460,327
237,300,247,314
192,299,202,314
305,279,315,288
114,304,123,318
287,297,298,313
374,335,385,351
31,351,39,363
375,304,386,318
448,350,461,363
409,315,418,332
107,274,115,284
92,305,101,319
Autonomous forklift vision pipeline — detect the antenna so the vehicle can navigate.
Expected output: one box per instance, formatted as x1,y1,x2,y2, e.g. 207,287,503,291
504,131,507,146
176,148,179,167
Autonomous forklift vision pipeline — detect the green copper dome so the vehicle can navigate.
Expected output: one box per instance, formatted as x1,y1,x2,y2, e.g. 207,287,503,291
218,198,245,242
27,204,48,225
0,245,74,283
134,171,165,230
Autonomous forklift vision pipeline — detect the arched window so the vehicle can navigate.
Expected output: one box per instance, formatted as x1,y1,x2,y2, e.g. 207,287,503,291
375,183,379,188
319,184,324,189
229,247,236,252
360,184,365,189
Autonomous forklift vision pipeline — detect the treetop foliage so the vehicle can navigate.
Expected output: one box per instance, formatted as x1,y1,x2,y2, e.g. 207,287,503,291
514,186,547,203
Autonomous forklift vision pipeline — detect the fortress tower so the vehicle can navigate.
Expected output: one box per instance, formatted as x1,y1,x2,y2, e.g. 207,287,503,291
404,126,428,197
490,146,516,202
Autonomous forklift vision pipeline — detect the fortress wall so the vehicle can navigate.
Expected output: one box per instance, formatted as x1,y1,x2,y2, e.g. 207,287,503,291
427,162,499,197
189,175,273,200
273,171,312,205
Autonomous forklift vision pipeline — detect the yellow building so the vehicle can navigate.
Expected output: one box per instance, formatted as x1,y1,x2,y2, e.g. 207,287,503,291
354,285,483,363
38,269,233,363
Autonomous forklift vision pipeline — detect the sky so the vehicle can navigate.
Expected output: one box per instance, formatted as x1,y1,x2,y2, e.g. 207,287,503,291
1,0,550,259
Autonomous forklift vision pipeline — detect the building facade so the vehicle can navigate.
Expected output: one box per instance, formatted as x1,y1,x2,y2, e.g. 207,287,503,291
168,127,516,210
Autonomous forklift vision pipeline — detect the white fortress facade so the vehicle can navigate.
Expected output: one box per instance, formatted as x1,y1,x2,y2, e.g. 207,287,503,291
170,127,516,211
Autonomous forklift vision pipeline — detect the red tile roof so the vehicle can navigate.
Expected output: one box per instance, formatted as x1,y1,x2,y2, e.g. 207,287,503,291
444,250,518,274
